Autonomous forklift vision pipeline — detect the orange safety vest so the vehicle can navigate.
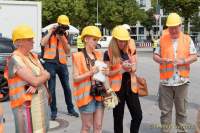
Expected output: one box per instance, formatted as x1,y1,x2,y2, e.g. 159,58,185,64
162,28,169,36
108,40,138,93
72,51,103,108
3,53,36,108
160,32,190,80
43,34,67,64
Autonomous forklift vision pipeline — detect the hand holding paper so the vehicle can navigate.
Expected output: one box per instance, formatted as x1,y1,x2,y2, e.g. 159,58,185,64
92,60,108,82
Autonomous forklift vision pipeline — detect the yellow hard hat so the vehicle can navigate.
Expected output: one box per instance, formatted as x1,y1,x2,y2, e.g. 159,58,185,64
12,24,34,43
112,25,130,41
81,26,101,40
57,15,70,25
166,13,182,27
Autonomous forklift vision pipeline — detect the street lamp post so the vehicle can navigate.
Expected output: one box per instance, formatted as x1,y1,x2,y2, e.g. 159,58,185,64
156,0,160,37
95,0,101,26
97,0,98,24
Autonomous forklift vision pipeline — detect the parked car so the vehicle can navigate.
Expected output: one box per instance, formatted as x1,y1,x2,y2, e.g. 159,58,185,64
96,36,112,49
0,37,15,102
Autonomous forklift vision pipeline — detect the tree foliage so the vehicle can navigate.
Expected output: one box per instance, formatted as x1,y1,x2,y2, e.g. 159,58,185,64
159,0,200,32
99,0,146,29
39,0,146,30
14,0,200,33
190,12,200,32
141,9,155,31
140,0,157,39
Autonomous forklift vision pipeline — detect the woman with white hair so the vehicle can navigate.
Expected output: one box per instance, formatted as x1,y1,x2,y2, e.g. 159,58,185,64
4,25,51,133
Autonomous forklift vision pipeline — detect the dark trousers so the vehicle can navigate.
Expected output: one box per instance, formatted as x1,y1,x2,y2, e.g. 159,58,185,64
113,84,142,133
43,62,74,116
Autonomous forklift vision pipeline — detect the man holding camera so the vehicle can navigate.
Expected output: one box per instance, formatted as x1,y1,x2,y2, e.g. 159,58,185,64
41,15,79,120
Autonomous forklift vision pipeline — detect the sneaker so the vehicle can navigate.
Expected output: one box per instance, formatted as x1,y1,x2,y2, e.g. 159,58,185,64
51,115,57,120
68,110,79,117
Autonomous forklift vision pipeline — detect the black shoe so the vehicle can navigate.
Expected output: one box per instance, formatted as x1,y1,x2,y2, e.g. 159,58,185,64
68,110,79,117
51,115,57,120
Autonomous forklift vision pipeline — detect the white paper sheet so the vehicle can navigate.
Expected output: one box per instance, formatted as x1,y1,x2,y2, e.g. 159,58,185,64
92,60,107,82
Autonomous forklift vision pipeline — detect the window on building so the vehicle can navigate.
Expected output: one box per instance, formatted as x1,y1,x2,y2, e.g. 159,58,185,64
138,35,145,40
140,0,146,7
131,27,136,35
139,27,144,34
131,35,137,40
153,27,159,35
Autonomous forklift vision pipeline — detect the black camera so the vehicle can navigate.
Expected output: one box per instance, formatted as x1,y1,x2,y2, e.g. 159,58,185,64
90,81,106,97
55,25,69,35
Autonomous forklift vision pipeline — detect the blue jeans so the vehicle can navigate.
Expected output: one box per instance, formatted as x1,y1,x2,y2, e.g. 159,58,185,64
44,62,74,116
79,99,103,113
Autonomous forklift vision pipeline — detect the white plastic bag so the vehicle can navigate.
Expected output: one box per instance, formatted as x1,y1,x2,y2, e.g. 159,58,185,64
92,60,107,82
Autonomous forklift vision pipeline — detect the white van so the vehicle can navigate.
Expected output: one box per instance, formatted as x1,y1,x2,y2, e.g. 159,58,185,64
96,36,112,48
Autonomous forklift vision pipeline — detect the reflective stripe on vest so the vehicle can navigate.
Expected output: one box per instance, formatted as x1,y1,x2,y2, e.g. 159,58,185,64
72,51,103,108
160,32,190,80
8,80,27,90
43,34,67,64
7,76,32,108
10,94,32,108
4,54,34,108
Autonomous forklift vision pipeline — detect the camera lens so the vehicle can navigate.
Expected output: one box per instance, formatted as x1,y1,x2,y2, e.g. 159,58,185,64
55,26,66,35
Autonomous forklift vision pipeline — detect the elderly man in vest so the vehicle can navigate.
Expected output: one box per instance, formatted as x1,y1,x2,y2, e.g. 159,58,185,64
153,13,197,133
41,15,79,120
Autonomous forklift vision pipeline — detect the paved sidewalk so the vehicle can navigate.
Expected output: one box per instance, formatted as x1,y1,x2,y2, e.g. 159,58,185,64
2,48,199,133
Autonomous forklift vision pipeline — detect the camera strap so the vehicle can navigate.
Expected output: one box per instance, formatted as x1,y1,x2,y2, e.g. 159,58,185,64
82,48,97,85
82,48,96,70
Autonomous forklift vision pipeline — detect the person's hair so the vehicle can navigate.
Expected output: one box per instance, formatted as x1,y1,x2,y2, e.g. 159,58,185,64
82,35,91,47
108,38,128,65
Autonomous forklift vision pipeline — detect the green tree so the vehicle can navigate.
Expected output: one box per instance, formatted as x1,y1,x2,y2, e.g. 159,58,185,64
141,8,156,40
41,0,89,28
99,0,147,29
159,0,200,33
190,12,200,32
71,0,89,28
39,0,149,31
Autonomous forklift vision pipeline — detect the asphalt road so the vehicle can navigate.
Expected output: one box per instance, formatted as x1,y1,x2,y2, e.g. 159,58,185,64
2,47,200,133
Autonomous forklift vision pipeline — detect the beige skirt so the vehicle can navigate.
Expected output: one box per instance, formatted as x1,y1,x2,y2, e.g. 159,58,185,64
31,85,50,133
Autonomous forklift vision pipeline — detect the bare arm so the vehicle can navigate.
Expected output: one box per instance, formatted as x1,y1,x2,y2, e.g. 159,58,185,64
16,67,50,87
72,61,98,82
129,53,137,73
185,54,197,64
41,29,54,46
153,53,173,64
153,53,163,64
